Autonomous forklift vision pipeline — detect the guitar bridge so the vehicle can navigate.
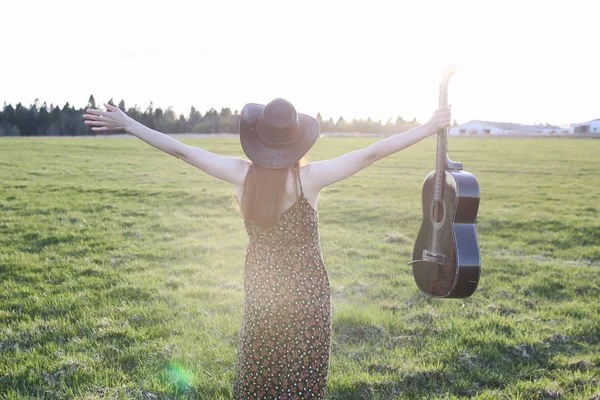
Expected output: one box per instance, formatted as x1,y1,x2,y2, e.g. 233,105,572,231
422,250,446,265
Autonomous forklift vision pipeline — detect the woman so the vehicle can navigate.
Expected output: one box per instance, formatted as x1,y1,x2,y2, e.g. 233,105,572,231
83,98,450,399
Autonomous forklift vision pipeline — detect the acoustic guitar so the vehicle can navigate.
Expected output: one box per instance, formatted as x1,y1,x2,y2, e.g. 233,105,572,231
410,65,481,298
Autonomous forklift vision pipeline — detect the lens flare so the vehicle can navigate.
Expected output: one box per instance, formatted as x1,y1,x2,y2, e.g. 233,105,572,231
167,362,194,389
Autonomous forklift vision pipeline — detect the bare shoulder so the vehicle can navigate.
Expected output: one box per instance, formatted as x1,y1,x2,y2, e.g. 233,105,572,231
238,157,252,176
299,163,321,208
230,158,251,201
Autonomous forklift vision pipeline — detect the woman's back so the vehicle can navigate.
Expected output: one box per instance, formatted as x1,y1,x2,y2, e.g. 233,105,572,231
235,163,319,218
234,162,332,399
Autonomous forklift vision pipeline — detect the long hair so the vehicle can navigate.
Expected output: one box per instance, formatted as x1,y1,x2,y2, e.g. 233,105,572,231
233,156,309,228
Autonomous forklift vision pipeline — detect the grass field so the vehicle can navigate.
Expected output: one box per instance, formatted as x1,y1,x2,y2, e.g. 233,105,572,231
1,136,599,399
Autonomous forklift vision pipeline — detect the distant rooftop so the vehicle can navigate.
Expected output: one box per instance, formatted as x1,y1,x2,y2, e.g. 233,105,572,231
571,118,600,125
461,120,562,131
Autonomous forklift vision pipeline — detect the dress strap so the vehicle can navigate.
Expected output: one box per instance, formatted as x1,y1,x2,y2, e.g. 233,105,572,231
296,167,304,197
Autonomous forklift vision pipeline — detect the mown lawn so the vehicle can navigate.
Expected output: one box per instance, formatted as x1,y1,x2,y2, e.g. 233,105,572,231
0,136,599,399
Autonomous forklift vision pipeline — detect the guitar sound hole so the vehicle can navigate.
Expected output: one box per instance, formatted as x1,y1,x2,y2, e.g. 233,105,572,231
433,200,444,223
429,199,446,229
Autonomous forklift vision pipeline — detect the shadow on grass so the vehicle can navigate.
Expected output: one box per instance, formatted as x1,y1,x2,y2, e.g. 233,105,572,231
18,232,79,254
325,331,598,399
324,352,546,399
478,218,600,251
326,369,454,399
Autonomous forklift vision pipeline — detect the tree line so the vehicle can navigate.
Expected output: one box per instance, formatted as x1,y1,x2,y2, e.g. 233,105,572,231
0,95,453,137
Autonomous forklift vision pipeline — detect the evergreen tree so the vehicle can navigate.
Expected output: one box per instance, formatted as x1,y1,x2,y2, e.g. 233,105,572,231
146,101,154,115
3,104,15,125
327,117,335,132
188,106,202,132
15,103,33,135
206,108,218,133
177,114,187,133
50,106,64,136
126,105,142,122
154,107,163,121
142,101,156,130
220,107,232,118
37,102,50,136
160,107,177,133
336,116,346,132
61,102,76,136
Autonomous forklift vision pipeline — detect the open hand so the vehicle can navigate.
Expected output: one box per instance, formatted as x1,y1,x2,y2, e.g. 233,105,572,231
82,103,133,132
426,105,452,134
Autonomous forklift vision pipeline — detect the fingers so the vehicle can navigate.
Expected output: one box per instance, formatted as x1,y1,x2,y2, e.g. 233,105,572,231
431,106,451,128
84,120,106,126
82,103,120,132
104,102,119,111
86,108,107,116
82,113,104,121
438,106,451,116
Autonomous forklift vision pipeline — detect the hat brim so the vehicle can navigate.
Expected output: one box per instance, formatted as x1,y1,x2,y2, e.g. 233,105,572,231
239,103,320,169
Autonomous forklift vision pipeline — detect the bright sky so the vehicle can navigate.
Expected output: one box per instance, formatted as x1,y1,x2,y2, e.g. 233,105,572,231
2,0,598,127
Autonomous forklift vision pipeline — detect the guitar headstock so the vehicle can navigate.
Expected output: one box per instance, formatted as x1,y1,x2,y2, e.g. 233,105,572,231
440,63,457,85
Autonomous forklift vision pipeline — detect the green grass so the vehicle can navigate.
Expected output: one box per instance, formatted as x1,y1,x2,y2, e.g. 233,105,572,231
0,136,599,399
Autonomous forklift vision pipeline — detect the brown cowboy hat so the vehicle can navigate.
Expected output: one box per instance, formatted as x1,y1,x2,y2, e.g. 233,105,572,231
239,98,320,169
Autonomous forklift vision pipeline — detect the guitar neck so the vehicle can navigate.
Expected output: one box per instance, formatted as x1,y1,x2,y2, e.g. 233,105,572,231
434,82,449,201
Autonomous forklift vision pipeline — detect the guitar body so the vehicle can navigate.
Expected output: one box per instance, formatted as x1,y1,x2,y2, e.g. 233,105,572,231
412,169,481,297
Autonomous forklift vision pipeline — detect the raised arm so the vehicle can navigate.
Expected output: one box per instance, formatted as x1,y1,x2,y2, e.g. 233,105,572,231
83,103,250,186
307,106,451,191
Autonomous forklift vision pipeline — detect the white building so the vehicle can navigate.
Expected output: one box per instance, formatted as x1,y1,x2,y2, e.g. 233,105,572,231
571,119,600,134
449,120,566,136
